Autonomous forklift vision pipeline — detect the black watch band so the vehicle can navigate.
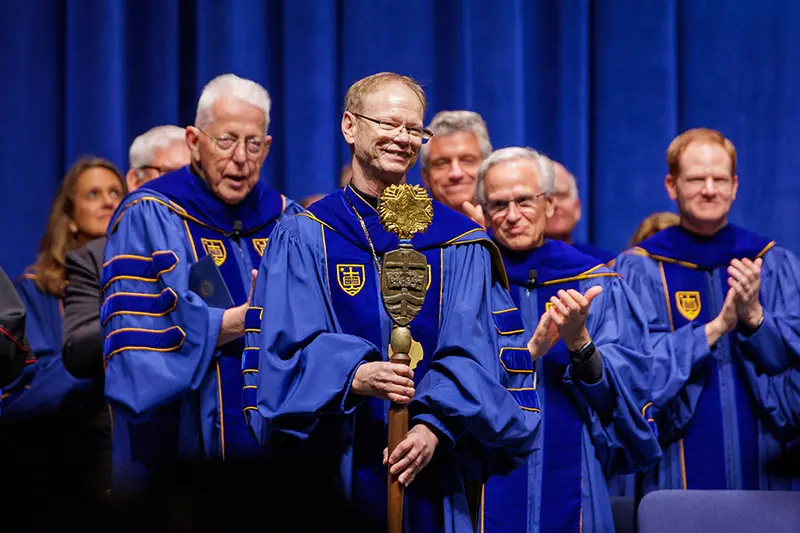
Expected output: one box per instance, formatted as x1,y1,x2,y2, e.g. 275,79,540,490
569,340,596,365
738,314,765,337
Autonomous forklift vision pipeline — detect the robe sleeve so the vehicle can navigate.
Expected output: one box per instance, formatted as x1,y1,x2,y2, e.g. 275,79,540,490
614,253,713,443
563,275,663,476
735,246,800,375
245,217,381,445
409,242,541,478
102,196,224,417
738,361,800,441
734,247,800,441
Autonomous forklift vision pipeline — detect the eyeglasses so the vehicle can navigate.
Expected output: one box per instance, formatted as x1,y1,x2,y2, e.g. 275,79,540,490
485,193,547,218
352,113,433,143
197,128,268,156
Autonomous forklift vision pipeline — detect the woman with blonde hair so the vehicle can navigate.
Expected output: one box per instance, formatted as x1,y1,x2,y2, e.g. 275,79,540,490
628,211,680,248
9,157,125,416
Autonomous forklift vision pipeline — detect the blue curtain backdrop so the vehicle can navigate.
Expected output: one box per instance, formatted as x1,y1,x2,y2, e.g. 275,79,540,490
2,0,799,278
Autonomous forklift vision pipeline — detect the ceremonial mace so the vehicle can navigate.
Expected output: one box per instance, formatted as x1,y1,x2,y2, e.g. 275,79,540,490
378,184,433,533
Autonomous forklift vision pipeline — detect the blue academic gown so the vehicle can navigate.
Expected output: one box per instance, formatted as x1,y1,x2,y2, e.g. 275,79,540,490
4,276,93,417
573,241,616,265
243,185,541,533
102,166,301,486
483,240,661,533
614,224,800,492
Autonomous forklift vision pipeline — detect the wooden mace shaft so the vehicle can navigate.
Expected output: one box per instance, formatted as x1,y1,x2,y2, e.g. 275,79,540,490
388,326,412,533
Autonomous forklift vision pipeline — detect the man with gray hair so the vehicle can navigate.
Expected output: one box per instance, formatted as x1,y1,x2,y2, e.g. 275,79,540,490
245,73,538,531
544,161,616,263
477,147,661,533
125,125,191,191
420,110,491,216
102,73,302,487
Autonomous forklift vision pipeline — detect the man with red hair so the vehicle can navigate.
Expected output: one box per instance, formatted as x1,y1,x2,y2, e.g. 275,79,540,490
615,128,800,493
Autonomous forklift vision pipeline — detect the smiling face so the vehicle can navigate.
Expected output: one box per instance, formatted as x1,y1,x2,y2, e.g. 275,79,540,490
484,158,555,252
666,141,738,234
342,81,424,187
421,131,482,213
186,96,271,205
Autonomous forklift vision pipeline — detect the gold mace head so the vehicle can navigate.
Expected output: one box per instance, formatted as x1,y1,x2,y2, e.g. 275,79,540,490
378,184,433,240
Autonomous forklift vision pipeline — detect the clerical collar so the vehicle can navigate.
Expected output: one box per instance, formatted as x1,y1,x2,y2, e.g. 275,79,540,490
350,182,380,209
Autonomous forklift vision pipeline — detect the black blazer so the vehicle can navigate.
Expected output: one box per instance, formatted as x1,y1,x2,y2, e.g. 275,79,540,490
0,266,29,388
62,237,106,380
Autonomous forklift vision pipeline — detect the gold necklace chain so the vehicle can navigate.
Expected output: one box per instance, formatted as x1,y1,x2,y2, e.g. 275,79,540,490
345,193,382,276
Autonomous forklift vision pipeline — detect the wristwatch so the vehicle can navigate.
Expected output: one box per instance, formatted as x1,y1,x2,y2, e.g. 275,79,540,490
569,340,596,366
739,314,765,337
569,339,603,384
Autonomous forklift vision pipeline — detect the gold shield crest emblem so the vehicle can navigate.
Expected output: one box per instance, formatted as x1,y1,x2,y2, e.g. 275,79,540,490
337,264,366,297
201,239,227,266
253,238,269,256
381,248,429,327
675,291,701,321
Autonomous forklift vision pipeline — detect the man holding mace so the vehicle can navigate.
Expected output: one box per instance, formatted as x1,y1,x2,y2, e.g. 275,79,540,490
243,72,540,532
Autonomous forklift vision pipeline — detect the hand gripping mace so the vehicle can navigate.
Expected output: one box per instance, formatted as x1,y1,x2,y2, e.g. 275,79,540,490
377,184,433,533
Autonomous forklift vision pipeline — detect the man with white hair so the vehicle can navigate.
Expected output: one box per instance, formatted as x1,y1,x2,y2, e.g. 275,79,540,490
125,125,191,191
102,74,302,486
477,147,661,533
544,161,616,263
420,110,492,216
